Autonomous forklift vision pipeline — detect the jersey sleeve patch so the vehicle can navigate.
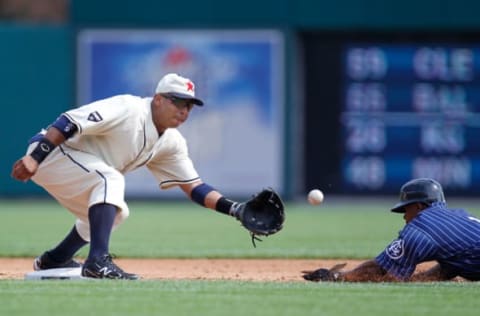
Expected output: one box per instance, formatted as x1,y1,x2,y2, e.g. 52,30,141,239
87,111,103,122
385,239,405,260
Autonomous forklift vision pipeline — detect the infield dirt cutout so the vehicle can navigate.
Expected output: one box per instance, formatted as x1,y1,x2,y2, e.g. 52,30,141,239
0,258,437,281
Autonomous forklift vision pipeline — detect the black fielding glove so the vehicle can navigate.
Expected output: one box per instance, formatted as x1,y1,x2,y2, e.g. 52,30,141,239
231,188,285,246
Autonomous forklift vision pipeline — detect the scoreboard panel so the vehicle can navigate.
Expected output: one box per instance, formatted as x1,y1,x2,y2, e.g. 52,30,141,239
341,44,480,193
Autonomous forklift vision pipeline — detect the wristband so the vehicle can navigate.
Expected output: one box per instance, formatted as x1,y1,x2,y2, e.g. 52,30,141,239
215,197,235,215
191,183,215,206
30,137,56,164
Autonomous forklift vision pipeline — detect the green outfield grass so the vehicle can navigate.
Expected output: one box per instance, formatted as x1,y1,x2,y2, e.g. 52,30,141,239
1,279,479,316
0,199,406,258
1,199,480,316
2,198,479,258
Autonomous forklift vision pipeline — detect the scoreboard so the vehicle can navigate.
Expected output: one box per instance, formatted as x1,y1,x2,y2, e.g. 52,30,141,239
341,44,480,193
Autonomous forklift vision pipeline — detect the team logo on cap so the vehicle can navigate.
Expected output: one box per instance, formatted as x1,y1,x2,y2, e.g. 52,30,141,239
385,239,405,260
186,81,194,91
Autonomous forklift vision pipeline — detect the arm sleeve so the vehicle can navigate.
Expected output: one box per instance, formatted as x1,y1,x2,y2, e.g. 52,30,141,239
146,130,200,189
51,114,78,139
63,96,132,135
375,226,438,280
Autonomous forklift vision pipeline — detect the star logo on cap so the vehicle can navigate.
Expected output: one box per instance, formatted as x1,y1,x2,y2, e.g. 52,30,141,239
186,81,194,91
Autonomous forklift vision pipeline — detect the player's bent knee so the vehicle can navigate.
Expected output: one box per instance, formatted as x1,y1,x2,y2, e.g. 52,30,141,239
112,207,130,231
90,169,126,206
75,219,91,242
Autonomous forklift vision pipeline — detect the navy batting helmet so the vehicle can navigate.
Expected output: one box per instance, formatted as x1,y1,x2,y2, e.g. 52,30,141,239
391,178,445,213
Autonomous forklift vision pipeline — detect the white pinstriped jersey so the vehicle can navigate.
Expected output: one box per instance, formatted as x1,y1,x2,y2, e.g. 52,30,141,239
63,94,199,189
376,202,480,280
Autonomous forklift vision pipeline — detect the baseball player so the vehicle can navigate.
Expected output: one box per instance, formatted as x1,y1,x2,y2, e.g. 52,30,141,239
11,73,250,280
303,178,480,282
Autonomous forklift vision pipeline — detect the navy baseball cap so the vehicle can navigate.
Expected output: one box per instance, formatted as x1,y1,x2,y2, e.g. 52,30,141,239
155,73,204,106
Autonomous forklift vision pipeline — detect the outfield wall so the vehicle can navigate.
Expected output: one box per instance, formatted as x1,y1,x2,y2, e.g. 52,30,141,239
1,25,73,196
70,0,480,29
2,1,480,198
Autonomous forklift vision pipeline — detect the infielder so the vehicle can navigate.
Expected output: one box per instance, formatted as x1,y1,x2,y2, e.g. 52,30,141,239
303,178,480,282
11,73,269,279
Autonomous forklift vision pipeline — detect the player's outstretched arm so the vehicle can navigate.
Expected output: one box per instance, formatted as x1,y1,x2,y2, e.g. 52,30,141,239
182,183,285,244
409,264,455,281
303,260,397,282
303,260,457,282
180,181,238,216
11,115,78,182
340,260,398,282
11,127,66,181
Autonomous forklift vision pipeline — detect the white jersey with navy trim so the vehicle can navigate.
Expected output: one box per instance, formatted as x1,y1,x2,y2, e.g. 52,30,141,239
376,203,480,280
63,94,199,187
28,94,199,241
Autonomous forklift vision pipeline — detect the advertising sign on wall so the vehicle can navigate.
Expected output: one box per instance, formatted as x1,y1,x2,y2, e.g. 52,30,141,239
77,29,285,197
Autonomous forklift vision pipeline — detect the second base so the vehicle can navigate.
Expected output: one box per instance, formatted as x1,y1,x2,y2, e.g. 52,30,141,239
24,267,84,280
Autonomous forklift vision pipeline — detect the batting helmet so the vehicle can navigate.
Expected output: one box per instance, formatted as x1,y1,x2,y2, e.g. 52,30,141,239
391,178,445,213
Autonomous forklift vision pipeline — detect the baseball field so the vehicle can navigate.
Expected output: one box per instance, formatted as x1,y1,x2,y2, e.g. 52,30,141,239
1,198,479,315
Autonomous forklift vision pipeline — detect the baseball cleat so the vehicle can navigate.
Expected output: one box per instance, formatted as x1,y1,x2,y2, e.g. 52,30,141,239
81,254,139,280
33,251,82,271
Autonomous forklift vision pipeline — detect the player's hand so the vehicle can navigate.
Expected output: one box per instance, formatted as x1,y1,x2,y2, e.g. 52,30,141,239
11,156,39,182
302,263,347,282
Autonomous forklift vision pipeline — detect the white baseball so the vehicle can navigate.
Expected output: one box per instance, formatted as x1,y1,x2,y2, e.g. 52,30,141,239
308,189,324,205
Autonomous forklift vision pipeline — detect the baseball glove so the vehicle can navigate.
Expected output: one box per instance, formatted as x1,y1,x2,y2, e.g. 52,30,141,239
302,263,347,282
232,188,285,247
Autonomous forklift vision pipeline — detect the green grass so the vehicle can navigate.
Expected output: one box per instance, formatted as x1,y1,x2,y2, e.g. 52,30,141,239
0,199,405,258
2,199,480,316
1,199,479,258
1,280,479,316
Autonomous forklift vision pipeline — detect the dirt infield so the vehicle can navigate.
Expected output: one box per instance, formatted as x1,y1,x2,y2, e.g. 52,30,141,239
0,258,438,281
